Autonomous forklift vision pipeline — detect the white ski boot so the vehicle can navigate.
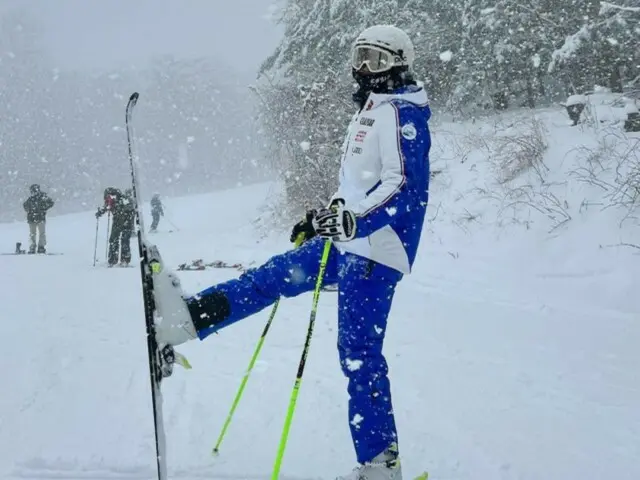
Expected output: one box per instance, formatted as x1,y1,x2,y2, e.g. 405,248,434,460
337,444,402,480
147,244,197,347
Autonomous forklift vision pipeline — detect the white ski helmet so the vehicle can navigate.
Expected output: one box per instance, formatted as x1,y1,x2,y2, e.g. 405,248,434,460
352,25,415,73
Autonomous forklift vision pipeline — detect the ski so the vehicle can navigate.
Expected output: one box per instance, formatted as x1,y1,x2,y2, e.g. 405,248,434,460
1,242,63,255
125,92,191,480
177,259,246,272
1,252,63,256
174,259,338,293
125,92,169,480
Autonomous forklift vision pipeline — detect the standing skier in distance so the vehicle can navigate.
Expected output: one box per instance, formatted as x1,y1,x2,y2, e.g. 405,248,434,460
149,193,164,233
96,187,135,266
23,184,55,254
152,25,431,480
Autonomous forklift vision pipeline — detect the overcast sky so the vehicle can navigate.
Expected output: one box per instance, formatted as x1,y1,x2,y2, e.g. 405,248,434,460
1,0,284,77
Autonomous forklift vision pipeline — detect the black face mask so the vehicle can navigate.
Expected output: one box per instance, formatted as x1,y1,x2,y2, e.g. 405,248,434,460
352,69,391,109
351,66,416,109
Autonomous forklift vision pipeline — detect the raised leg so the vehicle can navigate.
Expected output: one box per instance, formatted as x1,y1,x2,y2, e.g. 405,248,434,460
190,237,338,339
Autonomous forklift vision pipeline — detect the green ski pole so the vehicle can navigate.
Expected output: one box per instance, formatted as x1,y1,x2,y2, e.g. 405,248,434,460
212,296,281,456
271,239,332,480
212,234,306,456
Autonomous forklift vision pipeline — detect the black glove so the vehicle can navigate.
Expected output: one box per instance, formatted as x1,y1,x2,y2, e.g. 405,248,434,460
95,208,103,219
290,209,317,245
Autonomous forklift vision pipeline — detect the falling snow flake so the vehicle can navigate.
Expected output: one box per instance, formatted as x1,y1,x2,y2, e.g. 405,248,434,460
439,50,453,63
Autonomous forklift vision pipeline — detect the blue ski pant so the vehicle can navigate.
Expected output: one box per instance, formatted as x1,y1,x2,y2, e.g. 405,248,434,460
189,236,403,464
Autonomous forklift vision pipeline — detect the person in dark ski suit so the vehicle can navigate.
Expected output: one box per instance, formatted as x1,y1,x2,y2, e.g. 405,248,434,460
150,194,164,232
149,25,431,480
23,184,55,254
96,187,135,266
123,189,137,238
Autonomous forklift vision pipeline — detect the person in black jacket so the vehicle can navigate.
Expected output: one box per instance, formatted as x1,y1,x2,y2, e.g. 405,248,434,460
150,193,164,232
96,187,135,266
23,184,54,254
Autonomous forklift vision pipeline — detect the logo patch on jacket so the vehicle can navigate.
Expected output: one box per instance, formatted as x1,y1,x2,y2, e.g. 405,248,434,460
355,130,367,142
359,117,375,127
401,123,417,140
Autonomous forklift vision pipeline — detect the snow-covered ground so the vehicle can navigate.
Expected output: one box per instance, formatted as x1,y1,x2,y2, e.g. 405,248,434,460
1,103,638,480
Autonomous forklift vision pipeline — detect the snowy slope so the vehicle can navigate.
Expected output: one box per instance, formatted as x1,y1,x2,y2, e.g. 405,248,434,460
1,107,639,480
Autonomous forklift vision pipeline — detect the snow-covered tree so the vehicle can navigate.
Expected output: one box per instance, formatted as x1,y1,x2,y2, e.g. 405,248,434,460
549,0,640,93
256,0,428,216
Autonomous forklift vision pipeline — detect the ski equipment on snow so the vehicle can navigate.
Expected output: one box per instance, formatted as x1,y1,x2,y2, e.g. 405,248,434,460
1,252,63,256
2,242,63,255
177,259,247,272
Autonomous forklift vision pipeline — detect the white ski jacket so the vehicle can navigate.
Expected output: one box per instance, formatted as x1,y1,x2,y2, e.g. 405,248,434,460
331,84,432,274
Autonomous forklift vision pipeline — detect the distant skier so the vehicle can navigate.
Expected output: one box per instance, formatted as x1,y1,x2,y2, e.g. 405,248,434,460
96,187,135,266
150,193,164,233
150,25,431,480
124,189,137,237
23,184,54,254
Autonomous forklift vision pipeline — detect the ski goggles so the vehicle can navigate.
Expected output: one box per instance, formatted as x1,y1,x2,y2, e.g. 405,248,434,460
351,45,396,73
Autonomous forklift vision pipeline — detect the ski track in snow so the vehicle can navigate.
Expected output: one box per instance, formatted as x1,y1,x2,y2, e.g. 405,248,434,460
1,179,638,480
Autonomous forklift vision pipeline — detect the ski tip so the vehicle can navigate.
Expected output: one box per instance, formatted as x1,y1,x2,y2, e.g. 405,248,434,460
129,92,139,102
211,448,220,457
413,471,428,480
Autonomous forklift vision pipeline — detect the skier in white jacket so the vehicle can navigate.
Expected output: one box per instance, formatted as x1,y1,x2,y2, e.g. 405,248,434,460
152,25,432,480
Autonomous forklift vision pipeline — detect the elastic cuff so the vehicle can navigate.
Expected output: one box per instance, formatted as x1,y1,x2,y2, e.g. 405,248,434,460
186,290,231,333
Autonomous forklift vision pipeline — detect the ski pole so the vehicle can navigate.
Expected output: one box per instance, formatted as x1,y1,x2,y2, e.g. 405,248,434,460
271,239,332,480
212,235,306,456
163,208,180,231
212,294,281,456
92,217,99,266
165,216,179,231
105,212,111,261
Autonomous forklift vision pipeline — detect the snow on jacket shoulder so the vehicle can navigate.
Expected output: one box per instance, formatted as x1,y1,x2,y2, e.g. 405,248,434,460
332,84,431,274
